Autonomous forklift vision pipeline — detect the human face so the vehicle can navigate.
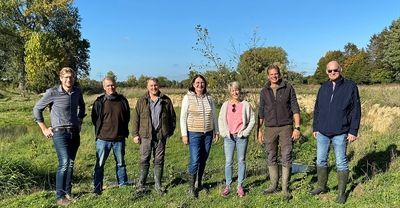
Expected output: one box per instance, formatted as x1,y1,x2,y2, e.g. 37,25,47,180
267,68,280,85
193,77,206,95
60,73,74,90
147,80,159,96
103,79,116,95
326,61,341,82
230,87,241,101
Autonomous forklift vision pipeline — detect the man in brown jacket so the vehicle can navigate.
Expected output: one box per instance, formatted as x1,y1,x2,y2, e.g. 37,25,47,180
132,78,176,195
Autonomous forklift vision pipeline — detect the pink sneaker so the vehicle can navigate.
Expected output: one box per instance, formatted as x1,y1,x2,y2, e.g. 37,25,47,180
221,186,230,197
237,186,245,197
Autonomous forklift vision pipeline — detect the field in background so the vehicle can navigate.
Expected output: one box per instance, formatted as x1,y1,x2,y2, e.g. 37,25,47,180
0,84,399,207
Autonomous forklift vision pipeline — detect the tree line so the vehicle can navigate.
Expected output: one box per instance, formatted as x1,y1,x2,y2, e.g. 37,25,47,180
311,18,400,84
0,0,89,93
1,1,399,93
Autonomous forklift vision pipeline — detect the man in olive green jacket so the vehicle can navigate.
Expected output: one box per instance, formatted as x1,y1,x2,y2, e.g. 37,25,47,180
132,78,176,194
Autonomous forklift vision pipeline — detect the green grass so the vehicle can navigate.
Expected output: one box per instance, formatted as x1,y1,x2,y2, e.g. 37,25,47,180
1,85,400,207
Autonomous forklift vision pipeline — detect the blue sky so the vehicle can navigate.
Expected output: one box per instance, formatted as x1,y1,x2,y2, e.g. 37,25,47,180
73,0,400,81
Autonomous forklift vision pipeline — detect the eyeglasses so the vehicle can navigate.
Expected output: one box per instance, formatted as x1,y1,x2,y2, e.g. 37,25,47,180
232,104,236,112
327,69,339,73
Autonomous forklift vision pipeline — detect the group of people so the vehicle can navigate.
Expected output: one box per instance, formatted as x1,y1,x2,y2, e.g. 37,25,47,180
33,60,361,206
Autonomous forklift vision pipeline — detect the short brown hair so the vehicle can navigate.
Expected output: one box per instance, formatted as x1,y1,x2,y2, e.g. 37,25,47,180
147,77,159,85
266,64,281,75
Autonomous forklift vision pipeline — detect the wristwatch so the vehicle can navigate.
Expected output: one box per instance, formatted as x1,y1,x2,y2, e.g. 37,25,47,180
294,126,300,131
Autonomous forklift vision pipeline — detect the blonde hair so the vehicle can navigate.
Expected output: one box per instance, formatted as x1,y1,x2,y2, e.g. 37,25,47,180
228,81,241,91
59,67,75,77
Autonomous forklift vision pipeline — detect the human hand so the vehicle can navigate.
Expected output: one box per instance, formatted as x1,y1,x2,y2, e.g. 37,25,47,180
257,130,264,144
133,136,141,144
182,136,189,145
42,127,53,139
213,133,219,143
347,133,358,143
292,129,301,141
313,132,318,139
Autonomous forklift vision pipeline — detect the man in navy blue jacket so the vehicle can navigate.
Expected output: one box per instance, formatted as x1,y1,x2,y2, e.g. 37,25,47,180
310,60,361,204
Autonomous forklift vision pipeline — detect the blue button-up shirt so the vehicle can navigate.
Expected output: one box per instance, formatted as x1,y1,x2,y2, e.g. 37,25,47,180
149,97,161,130
33,85,86,128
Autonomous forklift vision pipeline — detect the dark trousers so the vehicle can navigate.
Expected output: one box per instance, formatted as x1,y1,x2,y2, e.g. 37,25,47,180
264,125,293,167
140,137,167,169
52,131,80,199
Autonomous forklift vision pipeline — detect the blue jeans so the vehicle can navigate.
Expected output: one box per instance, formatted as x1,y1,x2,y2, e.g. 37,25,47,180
316,132,349,171
52,131,80,200
224,135,248,187
93,139,128,192
188,131,213,176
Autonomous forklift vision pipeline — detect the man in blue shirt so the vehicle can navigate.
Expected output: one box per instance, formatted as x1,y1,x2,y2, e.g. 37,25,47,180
310,60,361,204
33,67,85,206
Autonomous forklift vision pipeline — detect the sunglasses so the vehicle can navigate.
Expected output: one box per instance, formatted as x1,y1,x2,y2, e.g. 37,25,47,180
232,104,236,112
327,69,339,73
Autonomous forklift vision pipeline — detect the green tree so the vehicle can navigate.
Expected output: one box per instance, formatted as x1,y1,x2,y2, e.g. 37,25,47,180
24,32,62,92
137,75,151,88
343,42,360,57
341,43,370,84
367,33,389,83
0,24,24,85
125,75,137,87
366,18,400,83
382,18,400,81
343,50,370,84
237,47,288,88
0,0,89,91
156,76,172,88
46,6,90,78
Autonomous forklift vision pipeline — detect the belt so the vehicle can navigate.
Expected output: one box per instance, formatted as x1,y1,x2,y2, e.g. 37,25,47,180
229,133,238,138
53,127,79,133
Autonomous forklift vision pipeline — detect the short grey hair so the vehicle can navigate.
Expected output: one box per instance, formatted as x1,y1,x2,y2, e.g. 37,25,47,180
228,81,241,92
147,77,159,84
102,76,116,86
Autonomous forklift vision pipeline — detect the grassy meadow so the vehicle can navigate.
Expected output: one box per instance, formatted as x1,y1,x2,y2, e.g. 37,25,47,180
0,84,400,208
